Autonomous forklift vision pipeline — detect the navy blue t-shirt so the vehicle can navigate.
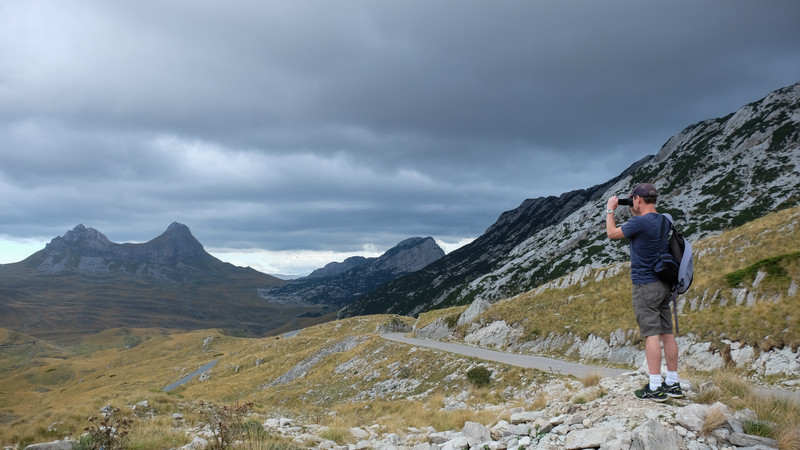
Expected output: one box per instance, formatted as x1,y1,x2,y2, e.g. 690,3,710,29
621,212,663,285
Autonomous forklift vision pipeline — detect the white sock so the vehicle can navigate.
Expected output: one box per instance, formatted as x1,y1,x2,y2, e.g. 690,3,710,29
649,374,662,391
665,371,679,385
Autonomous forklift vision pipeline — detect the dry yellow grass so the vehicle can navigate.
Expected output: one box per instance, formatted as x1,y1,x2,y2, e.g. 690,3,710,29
701,406,728,435
691,366,800,442
582,373,602,388
778,427,800,450
414,305,468,331
1,314,552,447
2,208,799,447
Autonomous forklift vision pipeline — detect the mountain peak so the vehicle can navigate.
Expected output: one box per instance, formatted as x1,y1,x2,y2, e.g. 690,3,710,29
148,222,205,255
59,224,112,247
166,221,191,234
30,222,216,281
260,236,445,307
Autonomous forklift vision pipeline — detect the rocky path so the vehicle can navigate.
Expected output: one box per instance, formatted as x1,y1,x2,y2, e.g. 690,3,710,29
381,333,628,379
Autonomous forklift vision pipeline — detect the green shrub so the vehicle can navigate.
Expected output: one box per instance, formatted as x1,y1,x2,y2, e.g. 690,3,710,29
724,252,798,288
466,366,492,388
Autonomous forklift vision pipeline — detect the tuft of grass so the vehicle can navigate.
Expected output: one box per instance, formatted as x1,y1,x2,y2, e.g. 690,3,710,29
692,367,800,441
701,406,728,435
122,416,188,450
777,427,800,450
582,373,601,388
319,427,352,445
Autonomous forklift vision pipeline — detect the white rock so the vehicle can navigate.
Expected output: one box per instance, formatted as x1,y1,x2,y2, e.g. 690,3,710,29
675,404,707,432
565,427,616,449
181,436,208,449
458,298,491,326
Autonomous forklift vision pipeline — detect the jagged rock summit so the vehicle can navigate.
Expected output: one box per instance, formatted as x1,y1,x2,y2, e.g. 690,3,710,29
259,236,445,307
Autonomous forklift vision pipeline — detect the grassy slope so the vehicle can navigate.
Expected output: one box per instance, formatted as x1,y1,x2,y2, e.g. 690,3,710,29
0,316,550,447
1,207,798,446
464,205,800,351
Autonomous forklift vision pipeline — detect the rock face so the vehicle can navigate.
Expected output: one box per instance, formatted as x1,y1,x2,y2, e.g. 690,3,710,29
260,237,445,307
344,82,800,317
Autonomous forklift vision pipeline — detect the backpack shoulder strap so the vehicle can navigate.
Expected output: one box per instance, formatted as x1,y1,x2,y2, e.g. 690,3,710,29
658,214,669,252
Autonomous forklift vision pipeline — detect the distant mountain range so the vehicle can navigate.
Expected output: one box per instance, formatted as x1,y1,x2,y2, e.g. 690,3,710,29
340,81,800,318
0,222,300,341
24,222,276,283
257,237,444,307
0,223,444,341
2,82,798,341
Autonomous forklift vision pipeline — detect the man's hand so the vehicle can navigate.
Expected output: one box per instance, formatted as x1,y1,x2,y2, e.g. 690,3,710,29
607,195,619,211
606,196,625,240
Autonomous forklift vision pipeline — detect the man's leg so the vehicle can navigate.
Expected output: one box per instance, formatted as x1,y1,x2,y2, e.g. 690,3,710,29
645,335,662,375
660,333,683,397
661,333,678,372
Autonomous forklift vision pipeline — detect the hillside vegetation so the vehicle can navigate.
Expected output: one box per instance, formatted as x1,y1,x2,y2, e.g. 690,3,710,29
1,207,799,448
0,317,548,448
442,205,800,353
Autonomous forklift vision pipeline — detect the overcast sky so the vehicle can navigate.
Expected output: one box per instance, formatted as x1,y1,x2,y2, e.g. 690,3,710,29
1,1,799,277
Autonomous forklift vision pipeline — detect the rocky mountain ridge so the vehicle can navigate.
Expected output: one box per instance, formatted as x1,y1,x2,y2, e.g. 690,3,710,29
258,237,445,307
0,223,301,341
306,256,371,279
342,81,800,318
13,222,269,284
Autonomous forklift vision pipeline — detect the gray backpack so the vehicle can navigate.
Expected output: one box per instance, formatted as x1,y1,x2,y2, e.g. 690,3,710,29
654,214,694,294
655,214,694,333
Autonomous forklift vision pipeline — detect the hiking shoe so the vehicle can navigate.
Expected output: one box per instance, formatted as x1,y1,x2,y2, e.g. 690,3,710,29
635,383,668,402
661,382,684,398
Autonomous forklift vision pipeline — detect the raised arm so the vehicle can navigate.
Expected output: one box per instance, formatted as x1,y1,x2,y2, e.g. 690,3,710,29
606,196,625,240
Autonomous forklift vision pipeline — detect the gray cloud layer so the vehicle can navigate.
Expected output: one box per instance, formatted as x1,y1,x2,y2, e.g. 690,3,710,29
1,1,799,273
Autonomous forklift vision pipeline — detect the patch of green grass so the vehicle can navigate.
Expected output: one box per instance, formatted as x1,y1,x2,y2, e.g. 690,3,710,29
724,252,799,288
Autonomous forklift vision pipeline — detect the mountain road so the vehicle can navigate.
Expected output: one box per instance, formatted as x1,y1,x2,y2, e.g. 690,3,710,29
381,333,800,404
381,333,629,379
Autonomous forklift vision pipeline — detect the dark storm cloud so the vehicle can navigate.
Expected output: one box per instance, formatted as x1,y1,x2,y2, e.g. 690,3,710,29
1,0,799,274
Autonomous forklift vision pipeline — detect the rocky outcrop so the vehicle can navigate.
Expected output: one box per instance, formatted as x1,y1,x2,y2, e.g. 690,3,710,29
263,336,366,387
459,319,800,382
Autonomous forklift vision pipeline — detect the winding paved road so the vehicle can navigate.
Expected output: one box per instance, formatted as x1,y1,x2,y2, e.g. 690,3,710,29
163,359,218,392
381,333,800,404
381,333,629,379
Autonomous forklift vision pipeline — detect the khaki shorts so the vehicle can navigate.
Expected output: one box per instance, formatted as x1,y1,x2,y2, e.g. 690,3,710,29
632,281,673,337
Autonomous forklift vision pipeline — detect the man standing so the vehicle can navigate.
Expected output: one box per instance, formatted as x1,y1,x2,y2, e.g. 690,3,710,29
606,183,683,401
